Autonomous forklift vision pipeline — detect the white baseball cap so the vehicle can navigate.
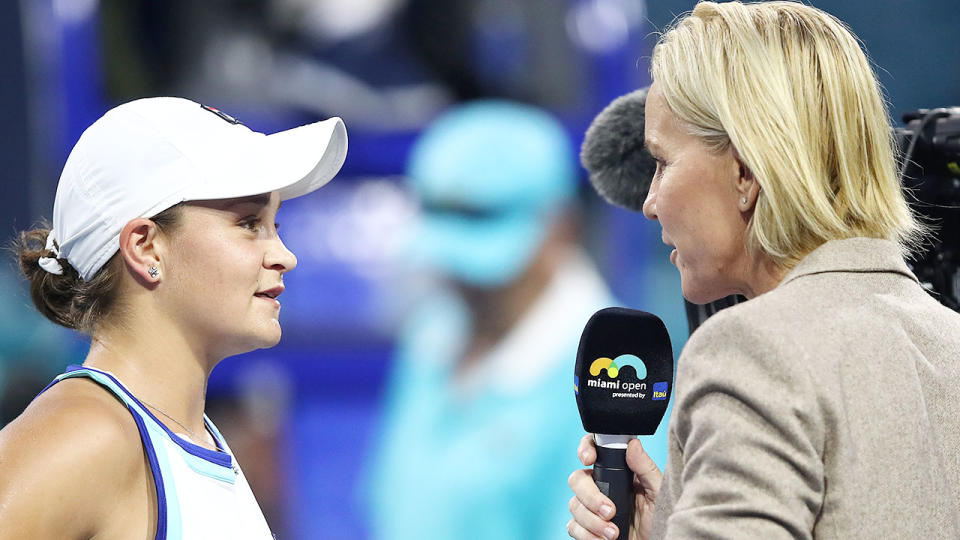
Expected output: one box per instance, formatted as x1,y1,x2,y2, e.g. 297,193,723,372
40,97,348,280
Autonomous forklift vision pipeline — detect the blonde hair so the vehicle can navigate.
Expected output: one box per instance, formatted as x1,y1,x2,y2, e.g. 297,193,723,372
651,1,925,266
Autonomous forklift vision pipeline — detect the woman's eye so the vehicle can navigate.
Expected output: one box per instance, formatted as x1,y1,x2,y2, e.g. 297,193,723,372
240,217,262,231
653,159,666,177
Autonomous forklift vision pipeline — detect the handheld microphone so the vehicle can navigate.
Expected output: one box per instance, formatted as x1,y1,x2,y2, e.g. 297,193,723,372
575,307,673,540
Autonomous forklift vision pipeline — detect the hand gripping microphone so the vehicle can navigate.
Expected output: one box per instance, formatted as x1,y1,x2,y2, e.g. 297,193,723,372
575,307,673,540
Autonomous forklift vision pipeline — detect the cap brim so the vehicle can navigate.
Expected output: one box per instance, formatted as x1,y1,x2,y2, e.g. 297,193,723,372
267,117,348,201
182,117,347,203
410,212,546,286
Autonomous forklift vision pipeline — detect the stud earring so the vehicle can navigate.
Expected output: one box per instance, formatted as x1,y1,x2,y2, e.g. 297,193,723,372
740,196,748,205
148,266,160,279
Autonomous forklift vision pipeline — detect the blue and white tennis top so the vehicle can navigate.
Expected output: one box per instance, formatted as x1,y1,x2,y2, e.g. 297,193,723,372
43,366,275,540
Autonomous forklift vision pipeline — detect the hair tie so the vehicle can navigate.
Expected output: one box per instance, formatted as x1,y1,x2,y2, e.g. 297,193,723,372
38,231,65,275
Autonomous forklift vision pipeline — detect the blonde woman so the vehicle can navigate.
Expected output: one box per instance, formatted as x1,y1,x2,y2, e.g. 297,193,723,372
567,2,960,539
0,97,346,539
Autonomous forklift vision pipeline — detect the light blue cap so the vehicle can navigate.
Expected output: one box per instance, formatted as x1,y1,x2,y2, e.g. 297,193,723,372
407,100,577,287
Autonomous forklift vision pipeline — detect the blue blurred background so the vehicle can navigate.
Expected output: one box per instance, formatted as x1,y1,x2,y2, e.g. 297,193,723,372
0,0,957,538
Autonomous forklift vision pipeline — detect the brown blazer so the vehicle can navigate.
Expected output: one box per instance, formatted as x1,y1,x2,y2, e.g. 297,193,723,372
651,238,960,539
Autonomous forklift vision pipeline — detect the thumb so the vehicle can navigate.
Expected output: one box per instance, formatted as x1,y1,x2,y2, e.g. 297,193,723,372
625,439,662,495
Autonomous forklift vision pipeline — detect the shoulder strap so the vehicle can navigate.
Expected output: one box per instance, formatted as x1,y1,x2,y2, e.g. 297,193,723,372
45,366,178,540
51,366,153,417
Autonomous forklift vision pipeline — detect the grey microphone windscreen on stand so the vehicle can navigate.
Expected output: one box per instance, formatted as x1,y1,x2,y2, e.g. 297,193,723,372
580,87,655,212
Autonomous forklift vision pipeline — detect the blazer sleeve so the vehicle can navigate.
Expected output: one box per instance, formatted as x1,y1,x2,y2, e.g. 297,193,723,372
662,311,826,539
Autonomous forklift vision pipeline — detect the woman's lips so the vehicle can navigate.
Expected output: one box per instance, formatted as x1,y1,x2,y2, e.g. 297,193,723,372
255,296,281,309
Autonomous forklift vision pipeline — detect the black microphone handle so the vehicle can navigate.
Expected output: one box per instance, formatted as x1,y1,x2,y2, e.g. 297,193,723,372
593,435,635,540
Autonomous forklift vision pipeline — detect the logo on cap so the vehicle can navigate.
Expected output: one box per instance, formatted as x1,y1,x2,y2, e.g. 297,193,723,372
652,382,668,400
200,104,243,125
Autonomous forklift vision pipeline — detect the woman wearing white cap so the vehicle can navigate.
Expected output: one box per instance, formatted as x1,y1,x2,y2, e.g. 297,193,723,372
0,98,346,539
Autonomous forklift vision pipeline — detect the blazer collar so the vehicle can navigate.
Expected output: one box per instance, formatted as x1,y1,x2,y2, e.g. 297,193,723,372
779,237,918,288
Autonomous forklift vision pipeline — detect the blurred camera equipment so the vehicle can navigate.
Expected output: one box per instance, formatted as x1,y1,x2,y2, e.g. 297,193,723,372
896,107,960,312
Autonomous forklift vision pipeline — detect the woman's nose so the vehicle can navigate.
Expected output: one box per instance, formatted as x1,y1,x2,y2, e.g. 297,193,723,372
642,186,658,221
266,237,298,273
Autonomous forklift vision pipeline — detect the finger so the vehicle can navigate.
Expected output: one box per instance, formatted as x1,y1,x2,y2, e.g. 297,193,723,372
566,518,600,539
577,433,597,466
568,469,616,518
626,439,663,494
569,496,620,540
567,517,614,540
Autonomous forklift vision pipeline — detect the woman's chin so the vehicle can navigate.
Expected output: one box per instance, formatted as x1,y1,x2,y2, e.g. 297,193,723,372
241,324,284,353
258,328,283,349
680,277,730,306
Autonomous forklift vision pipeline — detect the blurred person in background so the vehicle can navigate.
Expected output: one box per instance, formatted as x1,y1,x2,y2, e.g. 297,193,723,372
567,2,960,539
365,101,668,539
0,97,346,539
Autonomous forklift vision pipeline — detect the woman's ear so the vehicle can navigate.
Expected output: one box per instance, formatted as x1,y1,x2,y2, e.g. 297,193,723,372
119,218,164,284
732,146,760,211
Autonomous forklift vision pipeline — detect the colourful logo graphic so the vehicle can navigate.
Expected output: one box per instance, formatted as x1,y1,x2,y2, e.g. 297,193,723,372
574,375,580,395
652,381,668,400
589,354,646,379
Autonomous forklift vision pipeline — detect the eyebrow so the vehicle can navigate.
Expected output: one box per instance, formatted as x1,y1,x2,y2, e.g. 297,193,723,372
227,194,278,210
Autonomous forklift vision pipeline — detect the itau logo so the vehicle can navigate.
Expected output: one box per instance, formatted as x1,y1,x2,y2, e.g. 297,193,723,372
652,381,668,400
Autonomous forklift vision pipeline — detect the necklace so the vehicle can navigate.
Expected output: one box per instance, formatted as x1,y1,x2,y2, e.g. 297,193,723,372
140,399,208,446
140,399,238,475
